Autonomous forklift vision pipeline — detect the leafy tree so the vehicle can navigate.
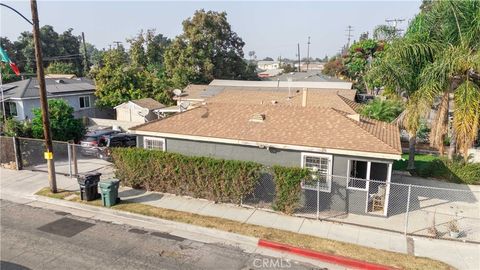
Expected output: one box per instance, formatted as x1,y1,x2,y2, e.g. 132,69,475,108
46,62,77,74
263,57,274,61
343,39,385,93
2,25,84,75
31,99,85,142
93,47,172,107
360,98,404,123
164,10,257,87
322,56,346,77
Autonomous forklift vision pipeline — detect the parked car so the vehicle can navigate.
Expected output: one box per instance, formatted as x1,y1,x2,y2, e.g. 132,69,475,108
96,133,137,160
80,129,121,156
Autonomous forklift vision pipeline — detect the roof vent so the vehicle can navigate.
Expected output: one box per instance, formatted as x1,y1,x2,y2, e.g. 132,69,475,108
55,79,65,84
249,113,265,123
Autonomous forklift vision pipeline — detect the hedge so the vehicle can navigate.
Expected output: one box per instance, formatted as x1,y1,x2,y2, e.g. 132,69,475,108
112,148,313,213
272,166,310,214
111,148,262,203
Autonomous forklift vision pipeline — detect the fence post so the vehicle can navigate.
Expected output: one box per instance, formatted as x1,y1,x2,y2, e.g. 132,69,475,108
67,142,72,177
12,137,22,170
316,180,320,220
404,185,412,236
72,143,78,176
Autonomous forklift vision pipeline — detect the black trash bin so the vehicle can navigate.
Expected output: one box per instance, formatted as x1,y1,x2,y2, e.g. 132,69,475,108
77,172,101,201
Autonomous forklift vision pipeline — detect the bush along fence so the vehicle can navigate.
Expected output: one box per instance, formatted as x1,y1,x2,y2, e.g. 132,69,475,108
111,147,312,210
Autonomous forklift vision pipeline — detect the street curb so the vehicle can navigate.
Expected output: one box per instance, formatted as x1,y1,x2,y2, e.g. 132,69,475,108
258,239,400,270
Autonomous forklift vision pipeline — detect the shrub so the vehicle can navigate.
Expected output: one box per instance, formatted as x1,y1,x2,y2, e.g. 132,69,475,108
272,166,310,214
32,99,85,142
2,118,32,137
111,147,262,203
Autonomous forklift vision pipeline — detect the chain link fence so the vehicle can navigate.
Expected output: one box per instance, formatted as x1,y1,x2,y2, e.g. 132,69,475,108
1,136,113,178
2,136,479,242
241,172,480,242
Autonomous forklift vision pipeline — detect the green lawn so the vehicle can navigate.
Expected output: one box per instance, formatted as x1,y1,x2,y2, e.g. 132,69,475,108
393,153,480,185
393,154,439,171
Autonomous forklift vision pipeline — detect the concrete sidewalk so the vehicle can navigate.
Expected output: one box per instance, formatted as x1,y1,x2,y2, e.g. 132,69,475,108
1,168,479,270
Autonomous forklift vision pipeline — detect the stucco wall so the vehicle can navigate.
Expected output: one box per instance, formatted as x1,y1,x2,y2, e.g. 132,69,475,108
136,135,395,216
14,93,113,120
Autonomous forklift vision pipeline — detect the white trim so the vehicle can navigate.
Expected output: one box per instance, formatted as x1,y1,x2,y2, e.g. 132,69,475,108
143,136,165,151
4,91,95,101
130,130,401,160
384,163,392,216
301,152,333,193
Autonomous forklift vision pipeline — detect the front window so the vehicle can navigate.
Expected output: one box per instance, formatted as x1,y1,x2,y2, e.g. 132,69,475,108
4,102,17,117
79,96,91,108
301,153,332,192
144,137,165,151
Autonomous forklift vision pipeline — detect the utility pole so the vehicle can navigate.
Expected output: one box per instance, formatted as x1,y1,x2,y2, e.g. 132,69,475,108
30,0,57,193
385,18,405,36
306,36,311,71
81,32,89,75
113,41,122,49
346,25,354,48
297,43,301,72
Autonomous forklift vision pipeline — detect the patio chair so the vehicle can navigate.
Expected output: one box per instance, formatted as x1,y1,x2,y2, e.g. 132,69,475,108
371,184,386,212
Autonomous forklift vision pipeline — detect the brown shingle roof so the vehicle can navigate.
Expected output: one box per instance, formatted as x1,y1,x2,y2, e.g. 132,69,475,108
207,89,358,114
131,103,401,156
337,94,364,113
131,98,165,110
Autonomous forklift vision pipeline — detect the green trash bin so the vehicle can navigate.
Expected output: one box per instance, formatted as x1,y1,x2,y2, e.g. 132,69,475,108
99,179,120,207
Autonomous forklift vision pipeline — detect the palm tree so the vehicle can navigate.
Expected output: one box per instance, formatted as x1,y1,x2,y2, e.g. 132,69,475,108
371,0,480,162
408,0,480,159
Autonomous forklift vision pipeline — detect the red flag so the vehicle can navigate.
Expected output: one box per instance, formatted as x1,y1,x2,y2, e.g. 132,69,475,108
9,62,20,76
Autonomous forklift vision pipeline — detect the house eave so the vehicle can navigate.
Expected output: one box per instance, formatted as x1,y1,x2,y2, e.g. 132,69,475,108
130,130,401,160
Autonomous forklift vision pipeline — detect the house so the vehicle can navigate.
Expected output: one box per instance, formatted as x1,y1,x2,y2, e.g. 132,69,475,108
129,101,401,217
257,60,280,70
0,77,109,121
114,98,165,123
209,79,353,89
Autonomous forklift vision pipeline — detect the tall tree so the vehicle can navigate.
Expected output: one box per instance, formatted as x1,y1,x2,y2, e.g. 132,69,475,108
164,10,257,87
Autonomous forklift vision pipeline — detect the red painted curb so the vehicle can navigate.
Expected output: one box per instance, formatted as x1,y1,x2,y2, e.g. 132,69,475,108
258,239,399,270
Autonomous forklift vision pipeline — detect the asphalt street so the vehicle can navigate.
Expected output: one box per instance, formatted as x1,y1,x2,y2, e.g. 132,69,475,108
0,200,321,270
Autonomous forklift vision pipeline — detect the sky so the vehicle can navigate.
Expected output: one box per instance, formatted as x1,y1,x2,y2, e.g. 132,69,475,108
1,0,421,59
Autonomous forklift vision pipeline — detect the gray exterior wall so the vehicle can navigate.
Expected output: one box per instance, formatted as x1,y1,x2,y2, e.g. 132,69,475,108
10,93,112,121
137,135,395,216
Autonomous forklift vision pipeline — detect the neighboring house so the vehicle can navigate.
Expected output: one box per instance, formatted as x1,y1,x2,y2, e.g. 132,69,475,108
257,61,280,70
114,98,165,123
264,70,346,83
209,79,353,89
0,77,110,121
129,102,401,217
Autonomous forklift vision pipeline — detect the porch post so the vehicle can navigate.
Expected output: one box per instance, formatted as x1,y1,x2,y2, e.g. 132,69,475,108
383,163,392,216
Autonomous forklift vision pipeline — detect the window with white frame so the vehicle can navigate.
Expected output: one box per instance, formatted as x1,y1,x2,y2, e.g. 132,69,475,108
301,153,332,192
79,96,90,108
143,137,165,151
